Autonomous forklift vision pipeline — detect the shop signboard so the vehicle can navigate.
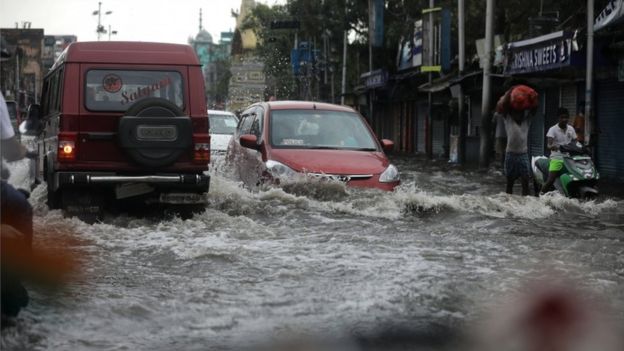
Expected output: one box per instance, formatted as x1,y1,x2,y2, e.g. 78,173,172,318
594,0,624,31
361,69,388,89
503,31,578,75
397,20,423,71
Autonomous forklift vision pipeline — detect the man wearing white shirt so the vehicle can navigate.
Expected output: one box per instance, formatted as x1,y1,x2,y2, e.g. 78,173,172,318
540,108,577,194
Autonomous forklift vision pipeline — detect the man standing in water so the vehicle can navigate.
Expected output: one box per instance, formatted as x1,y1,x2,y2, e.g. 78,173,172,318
496,85,537,196
540,108,577,194
502,109,534,195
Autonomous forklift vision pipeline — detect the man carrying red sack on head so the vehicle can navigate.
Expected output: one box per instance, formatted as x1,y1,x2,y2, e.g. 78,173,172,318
495,85,538,196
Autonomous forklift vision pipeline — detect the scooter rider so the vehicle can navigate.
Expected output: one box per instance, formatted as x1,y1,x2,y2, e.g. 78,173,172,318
540,108,577,194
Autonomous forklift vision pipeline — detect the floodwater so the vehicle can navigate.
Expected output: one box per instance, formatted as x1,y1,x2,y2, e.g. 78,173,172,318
2,156,623,350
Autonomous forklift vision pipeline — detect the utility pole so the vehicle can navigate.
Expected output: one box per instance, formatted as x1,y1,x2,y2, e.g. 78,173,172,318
458,0,466,164
331,66,335,104
97,2,102,41
93,2,112,41
108,25,118,41
341,1,348,105
323,32,328,86
427,0,434,158
368,0,374,122
479,0,494,168
584,0,594,145
15,50,19,99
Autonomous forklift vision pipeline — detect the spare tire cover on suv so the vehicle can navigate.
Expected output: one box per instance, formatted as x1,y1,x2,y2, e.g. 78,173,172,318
118,98,192,168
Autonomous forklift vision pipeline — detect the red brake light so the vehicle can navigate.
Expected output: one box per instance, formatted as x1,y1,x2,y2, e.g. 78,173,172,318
193,134,210,163
58,132,77,162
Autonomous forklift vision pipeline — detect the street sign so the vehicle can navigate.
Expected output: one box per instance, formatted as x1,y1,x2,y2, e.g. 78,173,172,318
361,69,388,89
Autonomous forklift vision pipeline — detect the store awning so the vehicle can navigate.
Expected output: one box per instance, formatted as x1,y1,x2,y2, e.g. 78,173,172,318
417,72,456,93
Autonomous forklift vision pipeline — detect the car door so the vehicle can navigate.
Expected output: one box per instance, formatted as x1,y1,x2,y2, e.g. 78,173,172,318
233,109,256,185
246,106,265,185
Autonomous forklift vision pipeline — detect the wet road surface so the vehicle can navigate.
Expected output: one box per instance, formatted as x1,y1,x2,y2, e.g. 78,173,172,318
2,156,623,350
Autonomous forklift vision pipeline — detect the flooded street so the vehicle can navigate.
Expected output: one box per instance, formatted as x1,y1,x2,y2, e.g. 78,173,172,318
2,156,623,350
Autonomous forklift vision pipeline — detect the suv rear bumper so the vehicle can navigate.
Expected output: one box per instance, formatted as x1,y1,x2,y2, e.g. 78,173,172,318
53,172,209,192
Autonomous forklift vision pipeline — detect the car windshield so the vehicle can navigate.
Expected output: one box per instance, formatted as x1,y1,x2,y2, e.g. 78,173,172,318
209,114,238,135
270,109,378,150
85,70,184,112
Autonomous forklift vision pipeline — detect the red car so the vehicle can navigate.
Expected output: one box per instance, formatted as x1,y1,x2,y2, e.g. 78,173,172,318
226,101,400,191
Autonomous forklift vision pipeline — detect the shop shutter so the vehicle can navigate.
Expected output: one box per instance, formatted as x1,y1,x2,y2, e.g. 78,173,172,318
560,83,577,117
596,80,624,181
432,118,445,157
417,103,427,153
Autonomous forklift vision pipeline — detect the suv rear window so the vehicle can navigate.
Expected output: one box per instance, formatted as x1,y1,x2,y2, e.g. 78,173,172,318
85,70,184,111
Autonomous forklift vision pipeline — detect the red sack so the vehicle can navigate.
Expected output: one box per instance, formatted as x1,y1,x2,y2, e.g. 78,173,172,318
509,85,538,111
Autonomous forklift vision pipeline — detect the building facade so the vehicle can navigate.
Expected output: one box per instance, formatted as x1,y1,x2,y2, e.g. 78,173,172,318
189,9,234,109
227,0,266,113
1,28,44,107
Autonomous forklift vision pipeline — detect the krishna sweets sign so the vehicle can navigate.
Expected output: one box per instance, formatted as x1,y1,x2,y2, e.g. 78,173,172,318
503,31,579,75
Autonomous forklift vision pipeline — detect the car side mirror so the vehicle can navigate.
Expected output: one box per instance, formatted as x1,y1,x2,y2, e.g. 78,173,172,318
381,139,394,152
240,134,260,150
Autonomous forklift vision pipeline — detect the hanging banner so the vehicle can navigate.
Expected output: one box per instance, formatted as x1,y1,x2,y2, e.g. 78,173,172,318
371,0,384,47
397,20,423,71
594,0,624,31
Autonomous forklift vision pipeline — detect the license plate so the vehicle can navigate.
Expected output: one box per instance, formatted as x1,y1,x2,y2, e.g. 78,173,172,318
136,125,177,141
115,183,155,199
159,193,207,204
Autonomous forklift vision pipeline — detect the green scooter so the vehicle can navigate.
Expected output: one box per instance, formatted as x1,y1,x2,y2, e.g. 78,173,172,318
531,142,599,199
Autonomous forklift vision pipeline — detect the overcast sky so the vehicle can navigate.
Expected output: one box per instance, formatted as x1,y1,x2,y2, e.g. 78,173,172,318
0,0,282,44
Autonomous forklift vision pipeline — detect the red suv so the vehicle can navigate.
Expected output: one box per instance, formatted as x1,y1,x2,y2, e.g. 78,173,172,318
226,101,400,191
23,42,210,217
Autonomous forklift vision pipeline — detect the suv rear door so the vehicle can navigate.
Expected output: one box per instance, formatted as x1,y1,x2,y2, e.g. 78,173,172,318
77,64,192,168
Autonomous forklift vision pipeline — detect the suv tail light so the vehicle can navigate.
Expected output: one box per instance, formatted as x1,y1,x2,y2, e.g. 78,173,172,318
58,132,78,162
193,134,210,163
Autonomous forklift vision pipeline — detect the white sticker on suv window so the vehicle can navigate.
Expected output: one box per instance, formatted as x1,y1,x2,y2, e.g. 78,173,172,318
121,76,173,105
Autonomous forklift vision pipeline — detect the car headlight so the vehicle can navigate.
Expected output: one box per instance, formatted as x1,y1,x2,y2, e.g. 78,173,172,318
265,160,298,179
379,164,400,183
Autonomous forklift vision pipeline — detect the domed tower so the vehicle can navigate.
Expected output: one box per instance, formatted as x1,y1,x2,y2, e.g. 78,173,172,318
191,9,213,67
